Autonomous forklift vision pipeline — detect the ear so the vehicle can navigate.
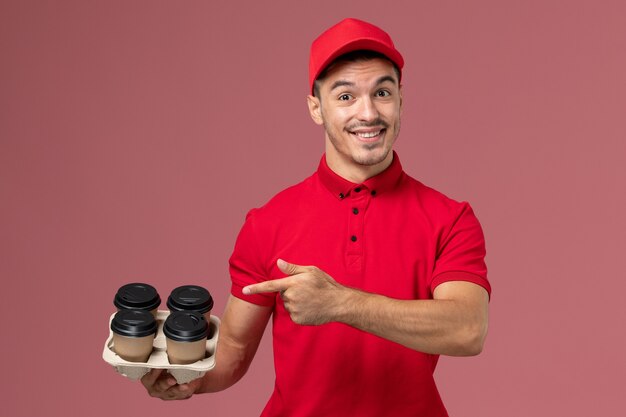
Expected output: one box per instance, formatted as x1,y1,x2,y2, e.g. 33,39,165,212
307,95,324,126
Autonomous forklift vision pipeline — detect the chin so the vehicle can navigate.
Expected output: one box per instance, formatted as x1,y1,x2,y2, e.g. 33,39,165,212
352,147,392,167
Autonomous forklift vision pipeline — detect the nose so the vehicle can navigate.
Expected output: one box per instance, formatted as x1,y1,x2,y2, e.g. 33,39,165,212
356,96,379,122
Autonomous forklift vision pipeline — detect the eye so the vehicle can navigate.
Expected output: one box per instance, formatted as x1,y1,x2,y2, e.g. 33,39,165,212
376,90,391,97
338,94,352,101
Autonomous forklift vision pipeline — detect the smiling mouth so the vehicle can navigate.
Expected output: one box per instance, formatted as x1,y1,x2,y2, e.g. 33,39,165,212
350,129,386,142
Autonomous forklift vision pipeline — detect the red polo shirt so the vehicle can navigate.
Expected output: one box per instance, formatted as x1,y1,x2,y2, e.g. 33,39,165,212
230,152,490,417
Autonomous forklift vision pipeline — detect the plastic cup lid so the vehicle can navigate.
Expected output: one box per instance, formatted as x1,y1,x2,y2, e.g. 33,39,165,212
163,311,209,342
111,309,158,338
167,285,213,314
114,283,161,311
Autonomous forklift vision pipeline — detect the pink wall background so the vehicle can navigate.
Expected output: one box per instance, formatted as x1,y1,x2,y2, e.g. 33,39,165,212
2,1,625,416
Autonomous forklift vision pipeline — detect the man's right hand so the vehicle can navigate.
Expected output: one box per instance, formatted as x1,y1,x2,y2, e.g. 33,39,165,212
141,369,203,401
140,296,272,398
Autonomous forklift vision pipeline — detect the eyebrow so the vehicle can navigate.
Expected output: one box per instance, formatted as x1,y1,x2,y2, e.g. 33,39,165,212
330,80,354,91
329,75,398,92
375,75,398,86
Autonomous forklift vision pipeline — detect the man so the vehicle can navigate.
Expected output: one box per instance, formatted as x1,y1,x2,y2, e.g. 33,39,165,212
142,18,491,416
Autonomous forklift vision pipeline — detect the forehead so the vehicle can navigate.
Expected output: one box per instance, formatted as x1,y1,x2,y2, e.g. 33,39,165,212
319,58,399,90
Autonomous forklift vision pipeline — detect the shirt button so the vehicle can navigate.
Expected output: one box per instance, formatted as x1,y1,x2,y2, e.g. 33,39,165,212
351,235,357,242
371,190,377,196
354,187,361,193
352,208,359,215
339,193,345,199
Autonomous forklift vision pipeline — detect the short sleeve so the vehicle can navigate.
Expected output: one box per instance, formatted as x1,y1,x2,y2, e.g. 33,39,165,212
229,209,276,307
430,203,491,297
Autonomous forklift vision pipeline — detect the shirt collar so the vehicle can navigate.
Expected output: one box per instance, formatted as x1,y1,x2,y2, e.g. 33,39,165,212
317,151,404,200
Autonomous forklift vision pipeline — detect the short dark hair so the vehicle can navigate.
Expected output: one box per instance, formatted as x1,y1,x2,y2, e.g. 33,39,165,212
312,50,401,98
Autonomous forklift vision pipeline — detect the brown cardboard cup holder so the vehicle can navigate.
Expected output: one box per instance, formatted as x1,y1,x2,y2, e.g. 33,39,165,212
102,310,220,384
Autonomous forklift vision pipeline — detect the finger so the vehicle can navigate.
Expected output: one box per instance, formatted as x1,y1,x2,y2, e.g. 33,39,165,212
277,259,309,275
165,385,190,399
155,374,178,392
174,377,202,396
161,388,185,401
243,277,294,295
141,368,163,388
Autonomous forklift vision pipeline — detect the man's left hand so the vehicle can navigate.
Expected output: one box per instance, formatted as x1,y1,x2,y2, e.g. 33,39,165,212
243,259,346,325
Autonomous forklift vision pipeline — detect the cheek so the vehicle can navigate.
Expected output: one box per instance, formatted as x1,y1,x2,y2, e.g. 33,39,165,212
384,107,401,126
322,110,348,130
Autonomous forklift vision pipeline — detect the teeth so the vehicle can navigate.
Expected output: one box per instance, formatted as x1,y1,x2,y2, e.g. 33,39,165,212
355,130,381,138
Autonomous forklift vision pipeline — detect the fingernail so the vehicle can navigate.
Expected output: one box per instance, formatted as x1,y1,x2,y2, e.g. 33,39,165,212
277,259,286,268
242,286,251,295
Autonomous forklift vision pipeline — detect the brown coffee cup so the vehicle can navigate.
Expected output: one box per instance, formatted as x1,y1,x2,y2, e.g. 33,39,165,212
111,309,158,362
163,311,209,365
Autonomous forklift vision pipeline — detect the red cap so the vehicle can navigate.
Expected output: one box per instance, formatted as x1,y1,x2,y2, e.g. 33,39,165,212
309,18,404,95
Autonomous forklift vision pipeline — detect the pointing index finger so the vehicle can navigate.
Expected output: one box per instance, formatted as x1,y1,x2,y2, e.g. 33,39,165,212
243,277,294,295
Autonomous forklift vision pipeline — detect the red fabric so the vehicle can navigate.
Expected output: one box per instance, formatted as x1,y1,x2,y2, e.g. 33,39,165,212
309,18,404,94
229,152,490,417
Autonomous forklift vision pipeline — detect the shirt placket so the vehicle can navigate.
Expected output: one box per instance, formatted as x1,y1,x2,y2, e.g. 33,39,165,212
346,185,371,274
